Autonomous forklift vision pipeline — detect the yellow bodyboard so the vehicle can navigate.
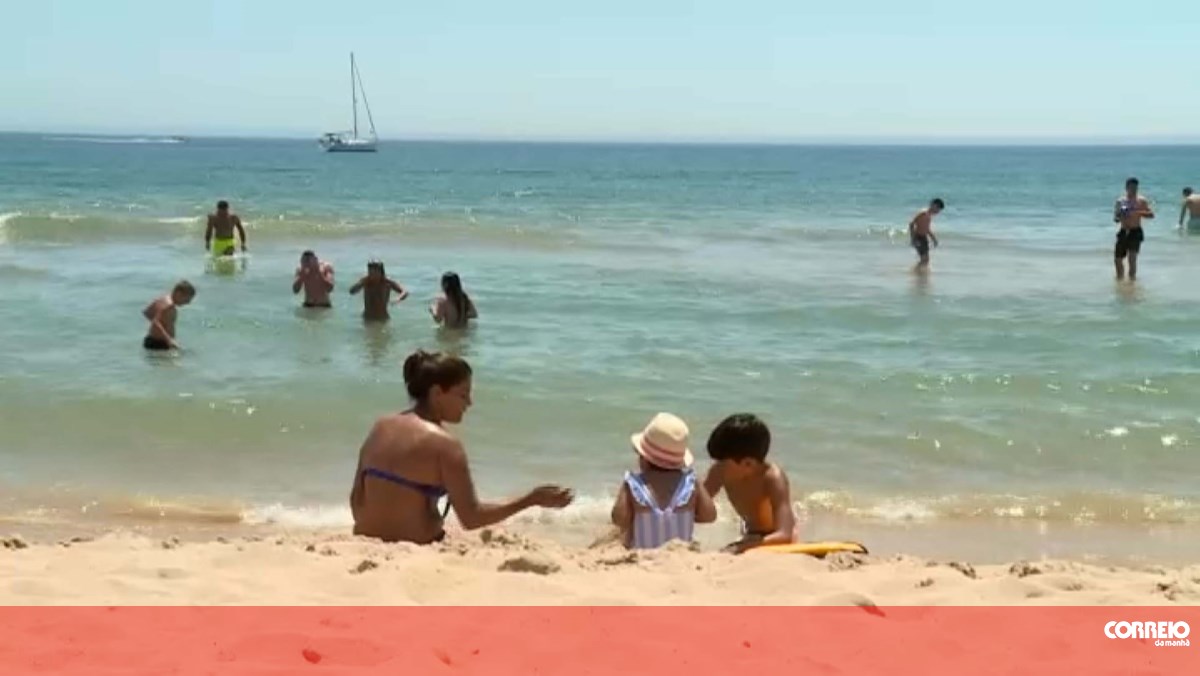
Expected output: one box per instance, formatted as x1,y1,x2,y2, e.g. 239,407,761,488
752,541,868,558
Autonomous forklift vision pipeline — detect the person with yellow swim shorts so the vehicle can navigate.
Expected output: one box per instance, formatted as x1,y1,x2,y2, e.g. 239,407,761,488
205,200,246,257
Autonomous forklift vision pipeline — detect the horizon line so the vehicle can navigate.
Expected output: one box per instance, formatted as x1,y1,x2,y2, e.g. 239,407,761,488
5,129,1200,147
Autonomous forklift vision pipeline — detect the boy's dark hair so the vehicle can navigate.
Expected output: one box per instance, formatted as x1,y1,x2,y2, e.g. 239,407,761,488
706,413,771,462
1184,187,1194,196
930,198,946,210
1126,177,1139,188
217,200,229,210
173,280,196,297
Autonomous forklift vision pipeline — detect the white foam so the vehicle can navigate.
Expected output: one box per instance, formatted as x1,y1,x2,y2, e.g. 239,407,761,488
0,212,19,246
244,503,353,528
45,136,183,145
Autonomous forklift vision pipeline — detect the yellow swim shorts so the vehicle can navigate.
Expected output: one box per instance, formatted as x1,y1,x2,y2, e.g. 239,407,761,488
212,237,237,257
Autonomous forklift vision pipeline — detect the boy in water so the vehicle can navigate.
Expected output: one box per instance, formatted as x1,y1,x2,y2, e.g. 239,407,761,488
908,198,945,270
703,413,799,553
293,250,335,308
349,260,409,321
142,280,196,351
1114,177,1154,281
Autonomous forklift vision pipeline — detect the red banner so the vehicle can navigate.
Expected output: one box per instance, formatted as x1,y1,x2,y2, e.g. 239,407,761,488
0,607,1194,674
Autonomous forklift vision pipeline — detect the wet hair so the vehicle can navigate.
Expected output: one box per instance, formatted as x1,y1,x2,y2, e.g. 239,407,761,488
1185,187,1194,196
301,250,315,259
930,198,946,210
1126,177,1139,188
441,272,471,323
706,413,771,462
217,200,229,210
172,280,196,297
367,260,385,275
402,349,472,401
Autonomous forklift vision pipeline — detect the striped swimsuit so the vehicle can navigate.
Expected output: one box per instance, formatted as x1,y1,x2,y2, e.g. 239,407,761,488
624,469,697,549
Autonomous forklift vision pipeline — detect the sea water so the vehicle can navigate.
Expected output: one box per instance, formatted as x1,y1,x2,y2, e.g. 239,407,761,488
2,134,1200,561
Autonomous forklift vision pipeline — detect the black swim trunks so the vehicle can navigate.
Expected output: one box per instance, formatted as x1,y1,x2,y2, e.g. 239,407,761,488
143,336,171,351
1115,227,1144,258
302,302,332,309
911,233,930,258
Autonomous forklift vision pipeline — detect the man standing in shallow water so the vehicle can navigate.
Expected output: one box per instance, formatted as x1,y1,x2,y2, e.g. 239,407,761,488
204,200,246,256
1113,177,1154,281
293,250,335,308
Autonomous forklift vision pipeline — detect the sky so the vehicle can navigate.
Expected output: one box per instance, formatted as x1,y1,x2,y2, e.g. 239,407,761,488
2,0,1196,142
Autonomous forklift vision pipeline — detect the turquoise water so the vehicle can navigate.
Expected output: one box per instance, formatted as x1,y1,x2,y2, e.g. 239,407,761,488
3,133,1200,557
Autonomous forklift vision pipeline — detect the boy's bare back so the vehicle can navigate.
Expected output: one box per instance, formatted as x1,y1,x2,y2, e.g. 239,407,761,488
143,295,178,341
910,208,934,236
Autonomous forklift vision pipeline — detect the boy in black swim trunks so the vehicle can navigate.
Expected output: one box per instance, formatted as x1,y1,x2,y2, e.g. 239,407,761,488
1114,177,1154,281
908,198,944,270
142,280,195,351
702,413,799,553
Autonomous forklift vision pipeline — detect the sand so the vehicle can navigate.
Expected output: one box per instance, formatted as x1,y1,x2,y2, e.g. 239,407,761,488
3,529,1199,606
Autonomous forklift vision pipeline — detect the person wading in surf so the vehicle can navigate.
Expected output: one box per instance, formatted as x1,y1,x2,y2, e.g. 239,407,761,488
1113,177,1154,281
204,200,246,257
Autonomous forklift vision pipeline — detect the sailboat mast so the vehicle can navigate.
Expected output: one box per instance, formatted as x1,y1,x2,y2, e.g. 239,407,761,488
351,52,358,139
355,58,377,138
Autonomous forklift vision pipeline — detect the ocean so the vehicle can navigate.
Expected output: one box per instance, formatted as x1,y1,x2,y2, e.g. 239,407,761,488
3,133,1200,562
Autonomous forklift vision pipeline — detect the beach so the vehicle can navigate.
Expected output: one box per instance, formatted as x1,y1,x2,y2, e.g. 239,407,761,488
4,528,1199,606
3,135,1200,574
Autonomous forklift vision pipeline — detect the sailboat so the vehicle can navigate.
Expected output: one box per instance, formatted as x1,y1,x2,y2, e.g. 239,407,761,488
319,52,378,152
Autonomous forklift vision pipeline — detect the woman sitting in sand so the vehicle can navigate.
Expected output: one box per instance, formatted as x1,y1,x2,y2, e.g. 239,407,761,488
430,272,477,329
349,349,574,543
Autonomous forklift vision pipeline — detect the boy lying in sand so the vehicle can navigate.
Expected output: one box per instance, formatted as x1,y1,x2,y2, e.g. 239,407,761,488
703,413,799,553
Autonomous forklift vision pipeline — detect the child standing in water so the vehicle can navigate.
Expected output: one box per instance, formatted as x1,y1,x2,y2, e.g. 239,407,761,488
610,413,717,549
703,413,799,553
908,198,945,270
349,260,409,321
430,272,477,328
141,280,196,351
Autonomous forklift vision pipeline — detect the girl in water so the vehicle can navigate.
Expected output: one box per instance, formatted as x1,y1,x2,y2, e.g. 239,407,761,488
349,349,573,543
430,272,477,329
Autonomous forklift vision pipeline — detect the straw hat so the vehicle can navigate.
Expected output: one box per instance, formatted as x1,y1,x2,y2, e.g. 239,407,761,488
630,412,694,470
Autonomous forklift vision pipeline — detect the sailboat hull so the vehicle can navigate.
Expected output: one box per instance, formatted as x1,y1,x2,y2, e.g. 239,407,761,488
323,142,377,153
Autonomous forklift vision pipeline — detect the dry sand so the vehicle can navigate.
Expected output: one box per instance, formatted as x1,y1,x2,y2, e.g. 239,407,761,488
3,529,1199,606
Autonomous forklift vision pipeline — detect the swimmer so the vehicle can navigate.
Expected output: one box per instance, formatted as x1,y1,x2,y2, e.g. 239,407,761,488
908,198,944,270
430,272,477,329
204,200,246,257
142,280,195,351
349,260,409,321
1114,177,1154,281
293,250,335,308
1179,187,1200,231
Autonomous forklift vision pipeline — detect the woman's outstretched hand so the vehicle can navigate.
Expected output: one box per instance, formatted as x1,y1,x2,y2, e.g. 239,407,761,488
528,485,574,509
